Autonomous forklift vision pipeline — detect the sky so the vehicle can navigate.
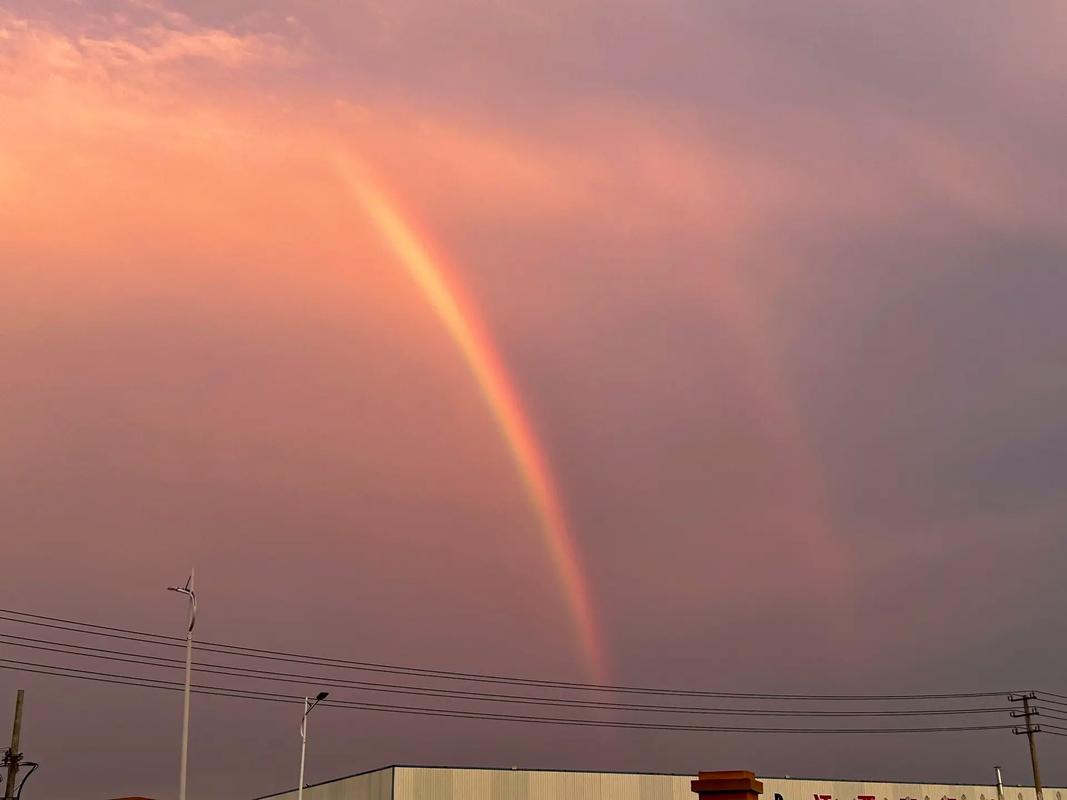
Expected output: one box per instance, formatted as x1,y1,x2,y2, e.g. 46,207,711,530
2,1,1067,798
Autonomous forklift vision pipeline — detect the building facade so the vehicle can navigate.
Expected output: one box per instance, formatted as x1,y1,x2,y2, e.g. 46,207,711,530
258,766,1063,800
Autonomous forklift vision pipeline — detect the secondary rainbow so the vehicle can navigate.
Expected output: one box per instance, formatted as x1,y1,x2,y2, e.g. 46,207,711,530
334,153,608,682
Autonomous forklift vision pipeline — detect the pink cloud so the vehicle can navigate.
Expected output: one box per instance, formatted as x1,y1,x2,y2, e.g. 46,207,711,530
0,3,299,93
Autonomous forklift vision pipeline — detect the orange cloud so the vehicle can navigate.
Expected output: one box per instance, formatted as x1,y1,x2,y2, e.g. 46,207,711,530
0,5,298,83
0,4,760,269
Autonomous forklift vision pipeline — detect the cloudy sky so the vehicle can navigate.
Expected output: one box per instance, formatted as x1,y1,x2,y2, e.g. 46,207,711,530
2,1,1067,798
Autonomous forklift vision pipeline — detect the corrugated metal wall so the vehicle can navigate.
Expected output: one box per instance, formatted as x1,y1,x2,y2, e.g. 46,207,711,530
395,767,687,800
391,767,1062,800
258,766,1064,800
262,767,394,800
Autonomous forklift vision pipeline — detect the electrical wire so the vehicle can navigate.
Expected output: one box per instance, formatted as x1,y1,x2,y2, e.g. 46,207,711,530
1034,711,1067,723
14,762,38,800
0,609,1021,701
0,659,1019,736
0,633,1017,719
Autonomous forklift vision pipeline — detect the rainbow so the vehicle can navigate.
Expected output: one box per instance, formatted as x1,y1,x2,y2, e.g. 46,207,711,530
333,153,608,682
696,269,852,631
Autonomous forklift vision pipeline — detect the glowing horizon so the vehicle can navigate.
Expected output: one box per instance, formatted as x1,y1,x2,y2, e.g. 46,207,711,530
333,152,609,683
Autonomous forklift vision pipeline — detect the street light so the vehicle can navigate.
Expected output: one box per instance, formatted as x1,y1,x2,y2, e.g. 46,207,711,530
167,570,196,800
298,691,329,800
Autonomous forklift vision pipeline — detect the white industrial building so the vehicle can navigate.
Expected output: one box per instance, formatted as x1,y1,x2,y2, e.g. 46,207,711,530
257,766,1062,800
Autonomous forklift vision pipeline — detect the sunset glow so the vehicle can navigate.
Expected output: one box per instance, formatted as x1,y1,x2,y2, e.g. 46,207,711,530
5,2,1067,795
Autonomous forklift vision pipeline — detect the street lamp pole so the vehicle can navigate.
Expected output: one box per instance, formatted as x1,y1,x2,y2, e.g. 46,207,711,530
167,570,196,800
298,692,329,800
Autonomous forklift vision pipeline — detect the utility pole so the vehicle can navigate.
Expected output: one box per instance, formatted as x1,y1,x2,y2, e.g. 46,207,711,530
1010,692,1043,800
2,690,24,800
995,766,1005,800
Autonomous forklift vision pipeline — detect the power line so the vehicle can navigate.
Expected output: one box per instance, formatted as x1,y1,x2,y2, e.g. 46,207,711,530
1034,711,1067,723
0,660,1019,736
0,609,1019,702
0,633,1016,719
